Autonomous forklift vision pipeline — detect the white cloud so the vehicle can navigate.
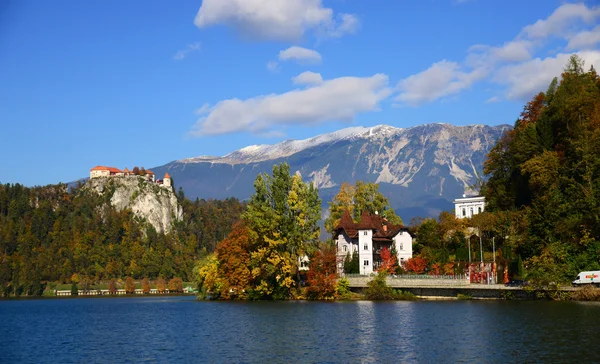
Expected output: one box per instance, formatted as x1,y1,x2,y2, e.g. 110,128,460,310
173,42,201,60
396,3,600,105
395,61,487,106
190,74,391,136
194,0,358,41
485,96,501,103
495,51,600,100
292,71,323,85
520,3,600,39
567,25,600,50
278,46,322,64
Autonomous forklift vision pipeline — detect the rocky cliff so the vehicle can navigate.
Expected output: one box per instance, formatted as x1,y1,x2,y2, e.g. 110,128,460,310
85,176,183,233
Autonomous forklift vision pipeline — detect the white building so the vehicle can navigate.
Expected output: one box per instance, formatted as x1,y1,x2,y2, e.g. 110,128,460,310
335,210,413,275
454,195,485,219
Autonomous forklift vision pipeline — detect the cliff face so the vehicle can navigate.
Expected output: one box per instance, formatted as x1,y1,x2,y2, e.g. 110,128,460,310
85,176,183,234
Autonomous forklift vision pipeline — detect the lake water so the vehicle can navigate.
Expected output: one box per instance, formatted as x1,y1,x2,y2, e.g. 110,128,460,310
1,296,600,363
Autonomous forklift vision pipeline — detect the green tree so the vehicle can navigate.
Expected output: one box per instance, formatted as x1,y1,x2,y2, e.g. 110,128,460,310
242,163,321,299
325,181,402,236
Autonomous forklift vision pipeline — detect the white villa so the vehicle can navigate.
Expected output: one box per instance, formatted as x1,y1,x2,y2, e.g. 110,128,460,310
89,166,172,189
335,210,413,275
453,195,486,219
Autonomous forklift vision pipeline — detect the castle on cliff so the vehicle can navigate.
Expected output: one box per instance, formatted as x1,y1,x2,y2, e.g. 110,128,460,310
89,166,172,189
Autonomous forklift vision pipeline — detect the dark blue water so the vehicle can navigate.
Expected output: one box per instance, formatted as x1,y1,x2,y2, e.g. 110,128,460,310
1,296,600,363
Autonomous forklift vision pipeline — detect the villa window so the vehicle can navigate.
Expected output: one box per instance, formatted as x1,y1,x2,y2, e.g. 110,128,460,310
470,207,473,216
343,245,347,252
478,207,482,214
363,231,368,236
462,208,466,217
364,244,368,251
364,260,369,266
399,243,404,251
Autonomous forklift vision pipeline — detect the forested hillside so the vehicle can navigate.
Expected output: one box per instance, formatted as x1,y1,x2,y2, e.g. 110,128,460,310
481,55,600,283
0,182,244,296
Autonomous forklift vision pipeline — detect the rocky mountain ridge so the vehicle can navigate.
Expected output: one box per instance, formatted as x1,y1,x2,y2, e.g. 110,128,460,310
151,123,510,221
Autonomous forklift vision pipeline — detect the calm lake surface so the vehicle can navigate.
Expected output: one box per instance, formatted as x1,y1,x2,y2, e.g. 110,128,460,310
1,296,600,363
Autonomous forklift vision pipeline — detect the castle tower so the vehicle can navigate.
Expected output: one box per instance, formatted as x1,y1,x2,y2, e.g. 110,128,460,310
163,172,172,188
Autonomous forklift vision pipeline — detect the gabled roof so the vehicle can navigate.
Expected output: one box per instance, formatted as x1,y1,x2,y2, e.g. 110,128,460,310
90,166,122,173
145,170,154,175
335,209,410,242
335,210,357,238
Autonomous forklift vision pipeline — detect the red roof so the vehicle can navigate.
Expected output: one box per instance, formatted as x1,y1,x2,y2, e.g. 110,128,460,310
334,209,409,241
145,170,154,175
90,166,122,173
164,172,171,179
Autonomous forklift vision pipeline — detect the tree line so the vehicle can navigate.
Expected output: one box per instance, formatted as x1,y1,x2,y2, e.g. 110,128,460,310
0,181,244,296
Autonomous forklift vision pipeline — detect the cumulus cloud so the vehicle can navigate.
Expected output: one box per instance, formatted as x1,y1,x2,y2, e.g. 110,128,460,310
485,96,501,103
292,71,323,85
495,51,600,100
194,0,358,41
396,3,600,105
173,42,201,60
278,46,322,64
395,61,487,106
520,3,600,39
190,74,391,136
567,25,600,50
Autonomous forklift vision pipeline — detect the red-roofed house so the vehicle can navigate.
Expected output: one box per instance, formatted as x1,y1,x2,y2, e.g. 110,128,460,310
335,210,413,275
90,166,123,178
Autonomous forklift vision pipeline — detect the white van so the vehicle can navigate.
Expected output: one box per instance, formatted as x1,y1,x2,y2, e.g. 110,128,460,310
572,271,600,287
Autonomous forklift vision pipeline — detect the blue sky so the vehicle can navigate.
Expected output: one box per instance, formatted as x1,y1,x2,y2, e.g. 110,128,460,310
1,0,600,186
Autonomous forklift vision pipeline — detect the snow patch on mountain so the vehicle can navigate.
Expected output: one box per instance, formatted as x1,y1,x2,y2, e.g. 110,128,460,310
179,125,404,165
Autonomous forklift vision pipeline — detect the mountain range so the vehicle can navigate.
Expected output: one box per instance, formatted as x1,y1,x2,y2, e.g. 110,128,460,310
149,123,511,223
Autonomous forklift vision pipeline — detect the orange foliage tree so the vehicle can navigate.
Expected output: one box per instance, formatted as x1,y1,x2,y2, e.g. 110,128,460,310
156,277,166,293
215,222,253,299
168,277,183,292
108,278,118,294
125,276,136,294
379,246,397,274
306,246,338,299
141,277,151,293
405,256,428,274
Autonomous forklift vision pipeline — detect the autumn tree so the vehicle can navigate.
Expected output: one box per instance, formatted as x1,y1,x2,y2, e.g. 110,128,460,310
405,256,428,274
306,246,338,300
242,163,321,299
481,54,600,284
125,276,136,294
141,277,151,294
108,278,118,294
379,247,398,274
168,277,183,292
156,277,166,293
214,222,252,299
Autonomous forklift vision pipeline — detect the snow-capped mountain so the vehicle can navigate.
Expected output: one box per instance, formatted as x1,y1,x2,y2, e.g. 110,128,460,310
151,123,510,221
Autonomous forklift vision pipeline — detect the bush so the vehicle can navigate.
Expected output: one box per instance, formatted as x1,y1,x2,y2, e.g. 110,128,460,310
336,277,351,300
457,293,472,300
571,285,600,301
125,277,136,294
168,277,183,292
70,283,79,296
365,272,417,300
